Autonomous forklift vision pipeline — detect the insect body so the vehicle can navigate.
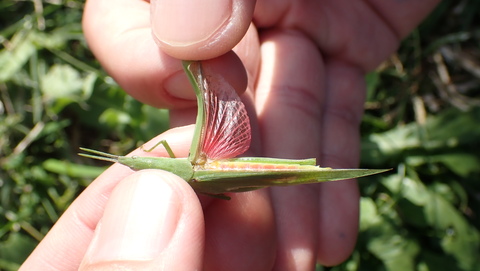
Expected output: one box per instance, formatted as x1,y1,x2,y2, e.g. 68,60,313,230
80,61,388,199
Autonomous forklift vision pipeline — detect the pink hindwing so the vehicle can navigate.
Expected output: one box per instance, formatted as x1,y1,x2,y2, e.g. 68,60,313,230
199,67,251,160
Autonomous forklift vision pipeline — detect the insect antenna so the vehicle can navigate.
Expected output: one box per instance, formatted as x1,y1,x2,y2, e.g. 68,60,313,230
79,147,119,163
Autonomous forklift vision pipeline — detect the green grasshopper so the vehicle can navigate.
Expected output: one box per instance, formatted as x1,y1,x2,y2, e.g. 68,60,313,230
80,61,388,199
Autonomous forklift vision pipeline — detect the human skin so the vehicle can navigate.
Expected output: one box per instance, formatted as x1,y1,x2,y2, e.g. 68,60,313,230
20,0,439,270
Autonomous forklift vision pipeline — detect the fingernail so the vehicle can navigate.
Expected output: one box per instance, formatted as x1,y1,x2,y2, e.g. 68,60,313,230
84,171,181,263
151,0,232,46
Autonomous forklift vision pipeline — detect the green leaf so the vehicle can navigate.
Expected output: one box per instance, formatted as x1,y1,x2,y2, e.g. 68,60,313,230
360,198,420,271
99,108,132,128
382,173,480,270
0,233,36,269
431,153,480,177
365,71,381,102
0,33,36,83
368,234,420,271
82,72,97,100
362,107,480,167
42,159,105,178
425,193,480,270
40,64,83,101
29,30,67,50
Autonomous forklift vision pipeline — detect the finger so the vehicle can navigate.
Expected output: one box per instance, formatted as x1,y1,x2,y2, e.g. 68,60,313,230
19,127,194,270
232,23,261,87
254,0,439,71
356,0,440,37
202,191,277,271
316,59,364,265
79,170,204,270
255,30,325,270
151,0,256,60
83,0,192,108
83,0,251,109
255,30,324,158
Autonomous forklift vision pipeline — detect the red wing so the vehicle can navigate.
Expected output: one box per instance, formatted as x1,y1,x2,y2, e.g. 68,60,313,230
199,69,251,160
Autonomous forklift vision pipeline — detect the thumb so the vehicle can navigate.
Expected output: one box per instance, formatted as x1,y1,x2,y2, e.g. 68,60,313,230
151,0,256,60
79,170,204,270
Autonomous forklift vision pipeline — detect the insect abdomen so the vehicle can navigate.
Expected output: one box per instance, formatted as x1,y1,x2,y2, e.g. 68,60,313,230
205,161,317,171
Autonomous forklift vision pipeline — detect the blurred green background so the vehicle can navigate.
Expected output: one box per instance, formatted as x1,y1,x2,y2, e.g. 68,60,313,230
0,0,479,270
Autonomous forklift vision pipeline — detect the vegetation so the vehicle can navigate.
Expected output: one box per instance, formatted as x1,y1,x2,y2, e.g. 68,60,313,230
0,0,479,270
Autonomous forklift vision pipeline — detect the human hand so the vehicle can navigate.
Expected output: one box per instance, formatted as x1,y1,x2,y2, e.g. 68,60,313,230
21,0,439,270
20,128,207,270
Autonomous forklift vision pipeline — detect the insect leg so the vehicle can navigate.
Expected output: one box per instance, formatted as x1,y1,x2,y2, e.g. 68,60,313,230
141,140,176,158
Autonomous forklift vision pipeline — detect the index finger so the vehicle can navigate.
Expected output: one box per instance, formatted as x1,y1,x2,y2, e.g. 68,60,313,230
83,0,254,109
